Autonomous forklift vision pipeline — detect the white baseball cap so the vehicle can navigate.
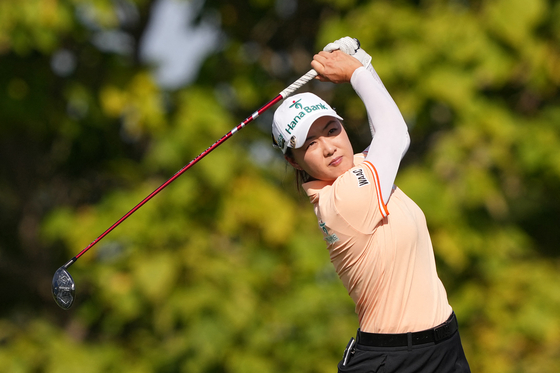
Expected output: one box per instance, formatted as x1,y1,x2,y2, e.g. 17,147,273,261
272,92,343,154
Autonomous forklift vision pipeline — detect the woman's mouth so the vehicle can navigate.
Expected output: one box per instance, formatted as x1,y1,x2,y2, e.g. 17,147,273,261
329,156,343,166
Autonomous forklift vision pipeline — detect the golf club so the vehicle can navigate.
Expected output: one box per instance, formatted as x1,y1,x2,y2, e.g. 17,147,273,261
52,68,318,309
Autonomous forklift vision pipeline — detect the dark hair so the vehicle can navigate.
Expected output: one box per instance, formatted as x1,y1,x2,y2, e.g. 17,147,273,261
285,147,312,192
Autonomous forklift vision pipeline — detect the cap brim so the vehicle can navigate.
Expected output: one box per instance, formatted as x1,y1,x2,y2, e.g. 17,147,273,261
291,113,343,150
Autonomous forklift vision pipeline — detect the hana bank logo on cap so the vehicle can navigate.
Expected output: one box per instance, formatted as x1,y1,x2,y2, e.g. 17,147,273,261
271,92,343,154
289,99,303,110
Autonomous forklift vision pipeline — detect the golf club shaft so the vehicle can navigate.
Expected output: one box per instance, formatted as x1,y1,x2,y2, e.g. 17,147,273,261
62,69,318,270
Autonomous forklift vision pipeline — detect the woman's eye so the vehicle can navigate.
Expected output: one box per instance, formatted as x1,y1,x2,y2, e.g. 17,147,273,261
328,127,339,135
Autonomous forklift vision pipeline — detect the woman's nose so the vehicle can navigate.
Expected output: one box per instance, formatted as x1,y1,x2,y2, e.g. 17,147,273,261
323,141,336,157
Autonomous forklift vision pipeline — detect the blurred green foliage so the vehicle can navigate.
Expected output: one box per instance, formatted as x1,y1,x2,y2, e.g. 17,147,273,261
1,0,560,372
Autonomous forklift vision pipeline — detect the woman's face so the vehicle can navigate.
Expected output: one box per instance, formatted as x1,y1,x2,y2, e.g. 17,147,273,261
286,116,354,182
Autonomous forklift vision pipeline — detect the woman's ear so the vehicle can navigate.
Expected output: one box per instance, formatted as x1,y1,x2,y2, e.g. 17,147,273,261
285,154,303,170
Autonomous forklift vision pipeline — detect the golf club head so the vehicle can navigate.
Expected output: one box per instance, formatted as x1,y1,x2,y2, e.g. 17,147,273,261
52,267,75,309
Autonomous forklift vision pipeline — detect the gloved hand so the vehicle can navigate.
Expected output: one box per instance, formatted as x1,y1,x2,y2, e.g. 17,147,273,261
323,37,390,139
323,37,372,69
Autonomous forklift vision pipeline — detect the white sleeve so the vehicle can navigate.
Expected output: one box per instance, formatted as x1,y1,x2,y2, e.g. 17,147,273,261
363,64,389,137
350,67,410,205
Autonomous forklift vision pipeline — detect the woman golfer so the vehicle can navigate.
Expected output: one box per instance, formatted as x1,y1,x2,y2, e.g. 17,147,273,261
271,38,470,372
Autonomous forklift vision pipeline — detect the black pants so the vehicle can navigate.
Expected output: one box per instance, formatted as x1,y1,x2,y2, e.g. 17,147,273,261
338,320,470,372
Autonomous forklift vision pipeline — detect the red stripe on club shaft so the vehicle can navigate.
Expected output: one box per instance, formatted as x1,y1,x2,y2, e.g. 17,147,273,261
72,94,283,263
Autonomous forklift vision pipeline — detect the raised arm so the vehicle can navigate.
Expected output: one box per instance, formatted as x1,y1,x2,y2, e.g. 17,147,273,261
312,50,410,205
321,37,393,139
352,66,410,204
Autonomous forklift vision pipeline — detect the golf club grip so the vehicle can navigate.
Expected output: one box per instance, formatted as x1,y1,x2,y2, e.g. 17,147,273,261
279,69,318,98
66,70,316,266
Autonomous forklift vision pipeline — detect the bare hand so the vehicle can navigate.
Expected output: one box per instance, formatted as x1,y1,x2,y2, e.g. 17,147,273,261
311,50,363,84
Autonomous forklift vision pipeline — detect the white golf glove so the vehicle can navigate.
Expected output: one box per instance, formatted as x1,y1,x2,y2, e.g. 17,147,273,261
323,37,372,69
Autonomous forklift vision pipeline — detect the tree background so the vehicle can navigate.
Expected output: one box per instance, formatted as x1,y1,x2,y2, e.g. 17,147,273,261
1,0,560,372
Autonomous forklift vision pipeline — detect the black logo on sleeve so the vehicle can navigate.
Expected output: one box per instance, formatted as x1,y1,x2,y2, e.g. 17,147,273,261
352,168,370,187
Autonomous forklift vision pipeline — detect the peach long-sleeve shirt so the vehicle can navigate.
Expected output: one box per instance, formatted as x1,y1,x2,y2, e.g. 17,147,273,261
302,66,451,333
